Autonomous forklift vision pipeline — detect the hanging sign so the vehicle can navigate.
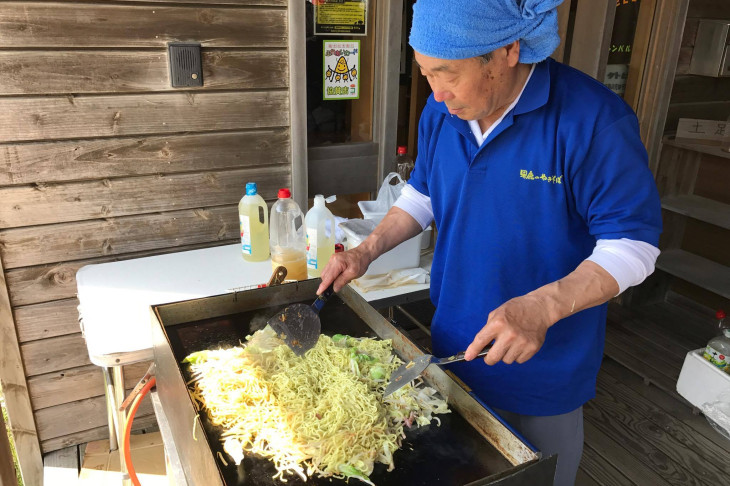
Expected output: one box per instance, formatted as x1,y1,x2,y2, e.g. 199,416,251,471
323,40,360,100
314,0,367,36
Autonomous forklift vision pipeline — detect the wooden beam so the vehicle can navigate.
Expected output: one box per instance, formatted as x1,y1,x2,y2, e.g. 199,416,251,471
568,0,616,80
0,255,42,486
623,0,656,111
0,3,287,48
552,0,573,63
0,91,290,144
632,0,690,174
0,406,17,486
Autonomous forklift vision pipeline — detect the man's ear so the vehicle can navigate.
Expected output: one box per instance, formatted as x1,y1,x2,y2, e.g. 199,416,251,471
504,40,521,67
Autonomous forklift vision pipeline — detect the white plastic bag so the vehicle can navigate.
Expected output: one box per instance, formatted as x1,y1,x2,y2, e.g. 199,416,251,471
701,390,730,441
373,172,405,212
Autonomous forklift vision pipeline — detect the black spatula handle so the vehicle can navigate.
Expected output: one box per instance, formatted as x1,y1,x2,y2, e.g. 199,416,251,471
312,284,335,314
437,345,492,365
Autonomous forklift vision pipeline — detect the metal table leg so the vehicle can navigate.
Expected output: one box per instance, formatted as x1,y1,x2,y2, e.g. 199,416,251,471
102,367,118,451
112,366,132,486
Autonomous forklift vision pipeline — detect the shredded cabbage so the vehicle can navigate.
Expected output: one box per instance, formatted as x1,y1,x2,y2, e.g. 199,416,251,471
185,326,450,484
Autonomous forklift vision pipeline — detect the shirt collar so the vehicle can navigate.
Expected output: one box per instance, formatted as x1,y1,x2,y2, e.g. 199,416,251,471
513,57,551,116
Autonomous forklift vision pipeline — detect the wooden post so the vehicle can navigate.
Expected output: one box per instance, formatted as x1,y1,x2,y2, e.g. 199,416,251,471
568,0,616,80
0,408,17,486
0,255,43,486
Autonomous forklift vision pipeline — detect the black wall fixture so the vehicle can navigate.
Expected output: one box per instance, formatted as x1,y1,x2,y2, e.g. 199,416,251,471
168,43,203,87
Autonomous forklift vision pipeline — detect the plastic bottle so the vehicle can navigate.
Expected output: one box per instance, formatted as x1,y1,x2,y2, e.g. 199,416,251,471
305,195,336,278
703,310,729,372
238,182,270,262
395,146,415,181
269,188,307,281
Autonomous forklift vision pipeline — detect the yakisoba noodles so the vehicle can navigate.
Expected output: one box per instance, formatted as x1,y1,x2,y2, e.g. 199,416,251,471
184,327,450,485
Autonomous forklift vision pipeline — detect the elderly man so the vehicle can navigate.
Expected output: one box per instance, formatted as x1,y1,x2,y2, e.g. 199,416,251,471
318,0,662,484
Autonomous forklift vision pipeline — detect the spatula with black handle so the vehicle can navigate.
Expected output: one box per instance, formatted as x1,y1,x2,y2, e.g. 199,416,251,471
384,345,492,397
266,284,335,356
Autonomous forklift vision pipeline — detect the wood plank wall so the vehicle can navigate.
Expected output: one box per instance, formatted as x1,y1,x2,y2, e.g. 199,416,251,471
666,0,730,131
0,0,292,457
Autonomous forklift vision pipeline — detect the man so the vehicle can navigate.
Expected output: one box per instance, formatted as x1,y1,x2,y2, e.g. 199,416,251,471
318,0,662,484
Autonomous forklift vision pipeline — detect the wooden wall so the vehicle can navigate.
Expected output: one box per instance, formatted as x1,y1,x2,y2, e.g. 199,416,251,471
0,0,293,467
666,0,730,131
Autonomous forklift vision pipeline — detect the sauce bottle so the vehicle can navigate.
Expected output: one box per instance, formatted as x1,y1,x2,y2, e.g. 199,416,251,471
269,188,307,280
238,182,269,262
305,195,336,278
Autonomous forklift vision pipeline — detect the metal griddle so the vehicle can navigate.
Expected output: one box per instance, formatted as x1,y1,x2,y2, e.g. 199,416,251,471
151,280,556,486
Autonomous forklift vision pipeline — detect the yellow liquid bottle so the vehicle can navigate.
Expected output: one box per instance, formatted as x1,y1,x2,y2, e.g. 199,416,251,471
239,182,269,262
305,195,336,278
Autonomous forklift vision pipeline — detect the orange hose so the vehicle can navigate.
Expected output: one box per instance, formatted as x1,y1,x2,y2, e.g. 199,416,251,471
122,377,156,486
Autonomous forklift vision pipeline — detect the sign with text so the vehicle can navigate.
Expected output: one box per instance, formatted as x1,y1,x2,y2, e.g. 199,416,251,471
676,118,729,145
323,40,360,100
314,0,367,36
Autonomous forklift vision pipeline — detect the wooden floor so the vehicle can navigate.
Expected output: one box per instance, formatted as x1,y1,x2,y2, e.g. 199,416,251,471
394,297,730,486
40,298,730,486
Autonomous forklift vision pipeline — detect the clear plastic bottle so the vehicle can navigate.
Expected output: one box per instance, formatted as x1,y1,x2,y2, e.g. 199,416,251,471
703,310,729,372
395,146,415,181
238,182,270,262
269,188,307,281
305,195,336,278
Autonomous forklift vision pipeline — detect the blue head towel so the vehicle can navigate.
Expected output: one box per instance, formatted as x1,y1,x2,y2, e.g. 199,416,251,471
409,0,563,63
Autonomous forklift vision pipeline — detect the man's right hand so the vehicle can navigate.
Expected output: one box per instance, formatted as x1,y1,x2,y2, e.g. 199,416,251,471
317,206,426,294
317,245,373,294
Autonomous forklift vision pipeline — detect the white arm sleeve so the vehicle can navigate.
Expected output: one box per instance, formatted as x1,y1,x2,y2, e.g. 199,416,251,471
393,184,434,230
586,238,660,295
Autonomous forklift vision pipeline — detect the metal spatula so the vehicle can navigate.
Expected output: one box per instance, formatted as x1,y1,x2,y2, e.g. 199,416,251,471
266,284,335,356
384,345,492,397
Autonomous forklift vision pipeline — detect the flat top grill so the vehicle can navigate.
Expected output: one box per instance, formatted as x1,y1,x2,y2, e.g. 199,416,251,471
165,295,513,486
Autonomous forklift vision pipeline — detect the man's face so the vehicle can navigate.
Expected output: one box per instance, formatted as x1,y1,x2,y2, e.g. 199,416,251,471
414,44,519,123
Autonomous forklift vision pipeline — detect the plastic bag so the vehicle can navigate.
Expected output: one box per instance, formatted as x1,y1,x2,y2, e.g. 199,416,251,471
701,390,730,441
351,267,429,293
373,172,405,212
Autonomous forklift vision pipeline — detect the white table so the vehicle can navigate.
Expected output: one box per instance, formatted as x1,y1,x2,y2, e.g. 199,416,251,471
76,243,431,481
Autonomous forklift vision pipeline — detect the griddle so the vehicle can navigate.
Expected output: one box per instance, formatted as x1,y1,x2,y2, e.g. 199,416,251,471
151,280,555,486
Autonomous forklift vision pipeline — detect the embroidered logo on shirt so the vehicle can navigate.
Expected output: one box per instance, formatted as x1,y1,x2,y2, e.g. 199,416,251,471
519,170,563,184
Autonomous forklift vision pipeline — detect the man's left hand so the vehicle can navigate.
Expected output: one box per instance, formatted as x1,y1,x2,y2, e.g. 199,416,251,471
464,294,554,365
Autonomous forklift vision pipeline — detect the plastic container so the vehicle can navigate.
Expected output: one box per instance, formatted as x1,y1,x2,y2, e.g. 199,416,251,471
238,182,269,262
305,195,336,278
677,348,730,409
269,188,307,281
703,310,729,371
340,219,422,276
358,199,433,250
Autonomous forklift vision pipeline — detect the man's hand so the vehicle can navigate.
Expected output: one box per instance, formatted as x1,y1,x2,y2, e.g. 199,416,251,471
464,294,554,365
316,206,425,295
317,246,373,294
464,260,619,366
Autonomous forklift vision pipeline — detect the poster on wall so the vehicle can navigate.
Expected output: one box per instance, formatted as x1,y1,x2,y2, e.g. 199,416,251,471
313,0,367,36
323,40,360,100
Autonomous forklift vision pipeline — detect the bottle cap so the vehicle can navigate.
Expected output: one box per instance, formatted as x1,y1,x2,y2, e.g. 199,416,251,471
718,309,727,320
335,243,345,253
278,188,291,198
245,182,258,196
397,146,407,155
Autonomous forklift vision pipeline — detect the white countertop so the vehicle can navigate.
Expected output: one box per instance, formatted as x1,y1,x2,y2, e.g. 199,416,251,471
76,243,430,367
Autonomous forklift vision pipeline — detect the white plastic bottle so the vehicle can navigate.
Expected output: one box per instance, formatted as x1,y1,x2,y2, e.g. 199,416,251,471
269,188,307,280
703,310,730,372
305,195,336,278
238,182,269,262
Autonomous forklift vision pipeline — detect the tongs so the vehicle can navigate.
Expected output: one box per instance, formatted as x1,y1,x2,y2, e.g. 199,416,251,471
384,345,492,397
266,283,335,356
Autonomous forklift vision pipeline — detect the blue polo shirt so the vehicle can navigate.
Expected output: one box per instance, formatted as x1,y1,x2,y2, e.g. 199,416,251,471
408,58,662,415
